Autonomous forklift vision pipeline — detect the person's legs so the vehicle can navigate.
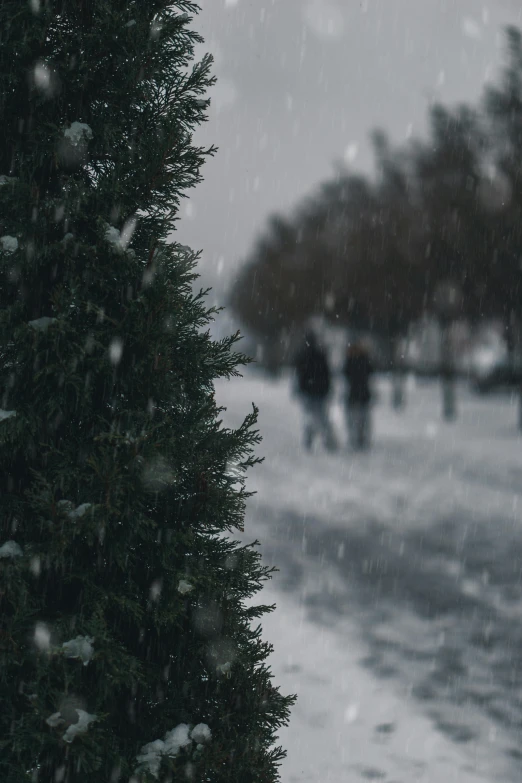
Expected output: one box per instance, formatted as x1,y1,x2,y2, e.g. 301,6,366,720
317,398,337,451
302,397,336,451
303,419,314,450
360,404,371,449
347,402,359,449
302,396,319,450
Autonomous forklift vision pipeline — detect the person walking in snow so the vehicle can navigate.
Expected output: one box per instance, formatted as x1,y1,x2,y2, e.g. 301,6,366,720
294,331,337,452
343,341,374,450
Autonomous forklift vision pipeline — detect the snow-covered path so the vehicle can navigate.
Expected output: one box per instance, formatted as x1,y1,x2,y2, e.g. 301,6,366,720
216,371,522,782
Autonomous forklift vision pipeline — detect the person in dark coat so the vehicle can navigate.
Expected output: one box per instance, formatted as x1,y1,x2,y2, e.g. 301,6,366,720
294,331,336,451
343,341,373,449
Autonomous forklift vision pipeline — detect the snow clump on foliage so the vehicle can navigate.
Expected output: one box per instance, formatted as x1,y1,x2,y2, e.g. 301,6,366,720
57,500,93,520
177,579,193,595
0,540,23,558
28,317,56,331
62,636,94,666
190,724,212,744
105,217,136,252
63,710,97,743
64,121,93,147
136,723,211,778
45,709,97,742
0,235,18,254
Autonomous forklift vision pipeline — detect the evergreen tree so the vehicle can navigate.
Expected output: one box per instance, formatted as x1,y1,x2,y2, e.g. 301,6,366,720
0,2,293,782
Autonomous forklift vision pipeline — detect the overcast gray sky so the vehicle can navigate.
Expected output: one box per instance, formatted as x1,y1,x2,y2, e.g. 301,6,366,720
177,0,522,297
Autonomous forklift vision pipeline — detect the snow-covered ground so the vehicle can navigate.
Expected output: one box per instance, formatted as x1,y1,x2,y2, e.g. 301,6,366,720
215,370,522,783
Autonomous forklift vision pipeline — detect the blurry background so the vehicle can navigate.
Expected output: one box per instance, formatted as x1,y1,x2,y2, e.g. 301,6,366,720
179,3,522,780
177,0,522,406
179,0,520,284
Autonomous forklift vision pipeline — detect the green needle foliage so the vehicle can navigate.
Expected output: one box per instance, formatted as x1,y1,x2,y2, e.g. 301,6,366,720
0,2,294,781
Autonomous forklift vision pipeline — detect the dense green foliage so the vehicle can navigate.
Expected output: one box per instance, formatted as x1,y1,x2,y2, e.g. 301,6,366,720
0,2,293,781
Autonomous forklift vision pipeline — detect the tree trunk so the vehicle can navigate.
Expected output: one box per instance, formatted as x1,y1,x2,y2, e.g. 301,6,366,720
504,312,522,431
391,334,406,411
440,319,457,421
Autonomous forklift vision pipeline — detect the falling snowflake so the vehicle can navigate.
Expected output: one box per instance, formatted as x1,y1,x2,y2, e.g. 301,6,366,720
34,623,51,651
119,217,137,250
149,579,163,602
30,556,41,576
304,0,345,40
109,338,124,365
34,62,52,90
462,17,482,40
344,143,358,163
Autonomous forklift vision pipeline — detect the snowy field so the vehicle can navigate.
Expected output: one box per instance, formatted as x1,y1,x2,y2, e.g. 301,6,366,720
215,370,522,783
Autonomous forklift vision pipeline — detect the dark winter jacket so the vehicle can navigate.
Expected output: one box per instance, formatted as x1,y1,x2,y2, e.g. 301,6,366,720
343,353,373,405
295,343,331,399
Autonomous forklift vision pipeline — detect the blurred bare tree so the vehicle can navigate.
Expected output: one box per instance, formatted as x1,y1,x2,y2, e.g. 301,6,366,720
230,26,522,424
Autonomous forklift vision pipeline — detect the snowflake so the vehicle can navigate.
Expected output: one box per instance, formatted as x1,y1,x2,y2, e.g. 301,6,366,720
109,338,124,365
34,623,51,651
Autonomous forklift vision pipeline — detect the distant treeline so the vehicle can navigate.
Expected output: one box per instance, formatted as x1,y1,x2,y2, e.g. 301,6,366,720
230,26,522,364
